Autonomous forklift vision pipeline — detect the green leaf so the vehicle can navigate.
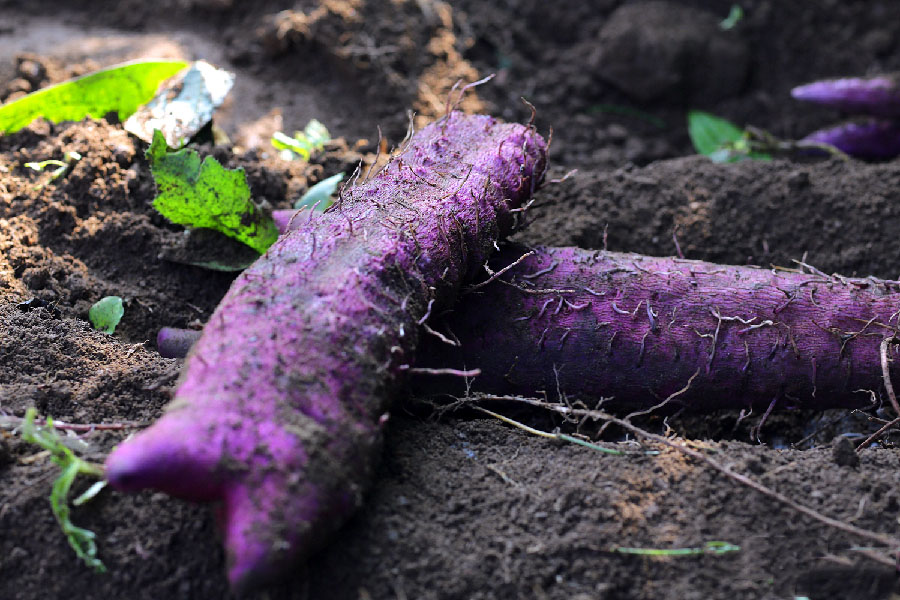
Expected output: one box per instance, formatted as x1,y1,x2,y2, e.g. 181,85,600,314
20,408,106,572
89,296,124,335
147,130,278,254
0,60,188,133
613,541,740,556
294,172,344,210
272,119,331,160
23,151,82,182
687,111,771,163
720,4,744,30
687,110,745,157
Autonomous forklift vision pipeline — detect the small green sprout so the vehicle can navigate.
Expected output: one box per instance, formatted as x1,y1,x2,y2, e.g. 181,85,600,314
24,150,82,182
294,172,345,211
613,541,740,556
89,296,125,335
720,4,744,30
687,110,770,163
271,119,331,160
20,408,107,572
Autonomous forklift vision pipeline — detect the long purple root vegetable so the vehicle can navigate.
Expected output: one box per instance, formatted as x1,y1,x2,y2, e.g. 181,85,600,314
791,75,900,118
160,242,900,414
792,75,900,159
416,246,900,412
800,119,900,160
105,112,547,590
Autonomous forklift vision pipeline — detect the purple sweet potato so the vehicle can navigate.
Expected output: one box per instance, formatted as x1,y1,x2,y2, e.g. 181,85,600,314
158,236,900,413
791,75,900,118
156,326,201,358
417,246,900,412
800,119,900,160
105,112,547,589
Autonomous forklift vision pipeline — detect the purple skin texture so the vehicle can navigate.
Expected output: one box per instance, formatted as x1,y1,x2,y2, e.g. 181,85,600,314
160,239,900,412
791,75,900,118
156,326,201,358
802,119,900,161
417,246,900,412
105,112,547,590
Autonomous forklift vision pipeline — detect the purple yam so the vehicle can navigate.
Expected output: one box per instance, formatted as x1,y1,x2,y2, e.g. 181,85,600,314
801,119,900,160
416,246,900,412
791,75,900,118
156,326,201,358
105,112,547,590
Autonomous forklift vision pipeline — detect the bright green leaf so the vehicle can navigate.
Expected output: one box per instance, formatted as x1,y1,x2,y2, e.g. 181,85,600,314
89,296,124,335
294,172,344,210
147,130,278,254
271,131,307,158
687,110,745,156
0,60,188,133
687,111,770,163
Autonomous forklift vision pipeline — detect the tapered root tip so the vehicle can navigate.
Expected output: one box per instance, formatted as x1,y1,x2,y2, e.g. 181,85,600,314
220,474,364,593
222,483,284,593
105,415,224,502
790,82,824,102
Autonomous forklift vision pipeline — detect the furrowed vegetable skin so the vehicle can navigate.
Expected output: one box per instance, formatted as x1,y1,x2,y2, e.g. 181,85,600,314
157,238,898,413
791,75,900,118
419,246,900,412
801,119,900,160
105,112,547,590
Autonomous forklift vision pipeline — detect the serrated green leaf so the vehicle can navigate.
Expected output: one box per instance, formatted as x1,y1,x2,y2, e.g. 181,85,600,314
0,60,188,133
89,296,124,335
294,172,344,210
147,130,278,254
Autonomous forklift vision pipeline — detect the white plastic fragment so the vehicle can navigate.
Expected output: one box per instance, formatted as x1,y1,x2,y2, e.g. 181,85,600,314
124,60,234,147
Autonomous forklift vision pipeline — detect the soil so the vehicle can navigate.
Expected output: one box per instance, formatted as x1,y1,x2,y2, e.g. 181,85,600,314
2,1,900,599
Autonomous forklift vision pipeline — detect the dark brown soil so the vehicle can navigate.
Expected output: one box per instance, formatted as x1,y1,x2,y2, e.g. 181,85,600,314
3,1,900,599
